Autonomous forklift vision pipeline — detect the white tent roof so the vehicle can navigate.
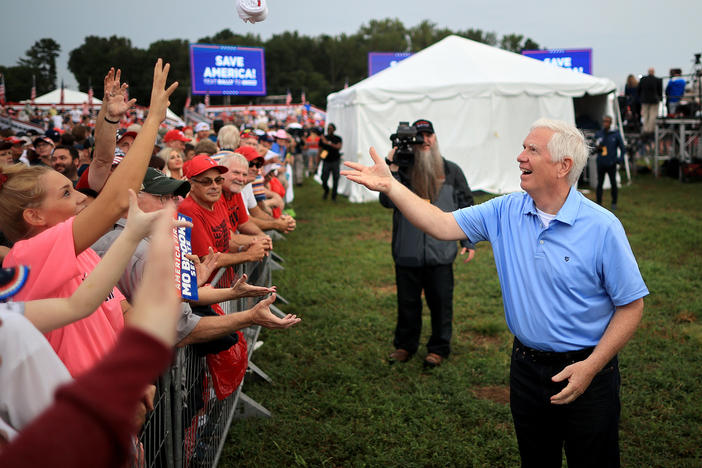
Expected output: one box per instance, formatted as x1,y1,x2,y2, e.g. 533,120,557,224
30,88,103,105
330,35,615,105
26,89,184,126
327,35,616,200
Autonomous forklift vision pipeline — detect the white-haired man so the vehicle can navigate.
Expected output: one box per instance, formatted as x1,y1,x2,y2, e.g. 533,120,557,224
217,151,272,252
342,118,648,467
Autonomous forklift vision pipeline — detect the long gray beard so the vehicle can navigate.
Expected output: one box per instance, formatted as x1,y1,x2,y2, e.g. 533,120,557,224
410,143,444,201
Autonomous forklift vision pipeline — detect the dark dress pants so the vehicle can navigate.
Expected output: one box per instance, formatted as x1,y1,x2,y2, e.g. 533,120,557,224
393,264,453,357
510,339,621,468
321,159,340,199
596,164,618,206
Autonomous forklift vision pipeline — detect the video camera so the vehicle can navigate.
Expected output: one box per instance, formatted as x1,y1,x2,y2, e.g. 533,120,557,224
389,121,424,168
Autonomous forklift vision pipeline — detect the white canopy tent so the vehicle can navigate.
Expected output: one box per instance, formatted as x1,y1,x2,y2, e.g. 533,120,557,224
23,89,185,127
326,35,617,202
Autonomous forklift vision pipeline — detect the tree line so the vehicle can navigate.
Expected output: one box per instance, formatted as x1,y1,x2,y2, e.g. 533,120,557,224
0,19,540,112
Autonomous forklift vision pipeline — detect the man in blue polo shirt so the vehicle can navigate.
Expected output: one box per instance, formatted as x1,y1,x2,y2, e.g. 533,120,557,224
342,118,648,467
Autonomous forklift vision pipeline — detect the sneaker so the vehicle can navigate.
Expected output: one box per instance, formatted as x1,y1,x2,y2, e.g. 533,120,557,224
611,203,617,211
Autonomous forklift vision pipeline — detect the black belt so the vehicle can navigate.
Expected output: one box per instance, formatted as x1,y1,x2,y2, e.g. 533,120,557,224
513,337,594,364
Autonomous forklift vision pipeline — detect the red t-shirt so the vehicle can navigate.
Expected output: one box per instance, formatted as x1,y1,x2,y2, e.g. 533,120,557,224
268,177,286,219
177,196,232,257
75,166,91,190
222,191,249,232
178,196,237,286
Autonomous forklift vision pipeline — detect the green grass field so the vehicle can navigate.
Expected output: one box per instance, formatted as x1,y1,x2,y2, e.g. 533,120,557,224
220,173,702,467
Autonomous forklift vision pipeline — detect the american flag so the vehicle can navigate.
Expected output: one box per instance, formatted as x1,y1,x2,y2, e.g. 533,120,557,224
87,79,93,107
184,92,191,112
285,88,292,105
204,93,210,107
60,78,65,105
343,78,349,89
30,75,36,103
0,73,6,105
301,89,306,104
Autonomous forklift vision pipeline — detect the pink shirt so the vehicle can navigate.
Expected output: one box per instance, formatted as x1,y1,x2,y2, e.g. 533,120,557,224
3,217,125,377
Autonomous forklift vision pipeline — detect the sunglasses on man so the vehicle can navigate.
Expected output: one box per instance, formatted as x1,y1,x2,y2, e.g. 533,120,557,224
191,176,225,186
249,159,264,168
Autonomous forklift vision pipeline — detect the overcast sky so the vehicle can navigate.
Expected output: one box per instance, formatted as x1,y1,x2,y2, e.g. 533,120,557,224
2,0,701,98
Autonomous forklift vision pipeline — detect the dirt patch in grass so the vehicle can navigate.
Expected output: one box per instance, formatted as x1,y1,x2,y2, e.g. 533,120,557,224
457,330,502,348
674,312,696,323
372,283,396,295
472,385,510,405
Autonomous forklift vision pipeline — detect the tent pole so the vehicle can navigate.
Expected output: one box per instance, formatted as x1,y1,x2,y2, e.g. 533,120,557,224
612,92,632,185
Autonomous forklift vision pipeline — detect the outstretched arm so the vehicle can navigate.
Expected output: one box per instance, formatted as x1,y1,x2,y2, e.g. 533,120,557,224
24,191,191,333
73,59,178,254
189,274,276,306
176,294,300,346
342,147,466,241
89,68,136,191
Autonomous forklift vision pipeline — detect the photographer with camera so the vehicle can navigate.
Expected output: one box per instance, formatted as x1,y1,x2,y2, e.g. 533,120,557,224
381,119,475,369
319,123,342,201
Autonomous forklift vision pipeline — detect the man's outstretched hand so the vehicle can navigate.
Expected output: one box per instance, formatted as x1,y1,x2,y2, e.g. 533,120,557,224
341,147,394,193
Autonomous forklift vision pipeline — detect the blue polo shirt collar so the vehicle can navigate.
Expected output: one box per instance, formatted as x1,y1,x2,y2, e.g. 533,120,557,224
521,186,580,226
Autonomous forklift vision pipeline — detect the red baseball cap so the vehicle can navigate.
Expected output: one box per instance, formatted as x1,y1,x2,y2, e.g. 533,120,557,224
235,145,263,162
183,154,228,178
5,136,22,145
117,129,137,143
163,129,191,143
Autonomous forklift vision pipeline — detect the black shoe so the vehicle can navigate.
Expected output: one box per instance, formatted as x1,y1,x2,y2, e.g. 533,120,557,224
323,191,329,200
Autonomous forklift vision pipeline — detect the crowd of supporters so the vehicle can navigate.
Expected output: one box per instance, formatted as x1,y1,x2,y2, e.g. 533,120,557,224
0,61,303,466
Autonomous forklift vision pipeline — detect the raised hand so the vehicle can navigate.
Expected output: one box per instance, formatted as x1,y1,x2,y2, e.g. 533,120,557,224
123,190,192,243
249,294,301,329
341,146,394,193
186,247,221,287
128,204,182,346
230,273,276,298
103,68,136,122
147,59,179,124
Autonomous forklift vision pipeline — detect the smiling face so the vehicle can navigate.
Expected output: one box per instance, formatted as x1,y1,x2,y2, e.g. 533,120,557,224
223,160,249,194
188,168,224,207
50,148,78,178
246,157,263,182
517,127,562,198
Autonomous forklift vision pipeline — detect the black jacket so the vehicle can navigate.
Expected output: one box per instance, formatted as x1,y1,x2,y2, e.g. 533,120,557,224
638,74,662,104
380,158,474,267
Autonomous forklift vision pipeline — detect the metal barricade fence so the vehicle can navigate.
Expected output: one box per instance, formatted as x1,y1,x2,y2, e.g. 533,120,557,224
135,252,281,468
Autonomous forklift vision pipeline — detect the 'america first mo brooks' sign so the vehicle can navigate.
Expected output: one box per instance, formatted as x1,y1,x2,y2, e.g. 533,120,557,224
190,43,266,95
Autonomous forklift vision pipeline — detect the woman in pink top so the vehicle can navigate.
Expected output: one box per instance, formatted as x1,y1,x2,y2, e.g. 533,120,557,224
0,60,178,376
